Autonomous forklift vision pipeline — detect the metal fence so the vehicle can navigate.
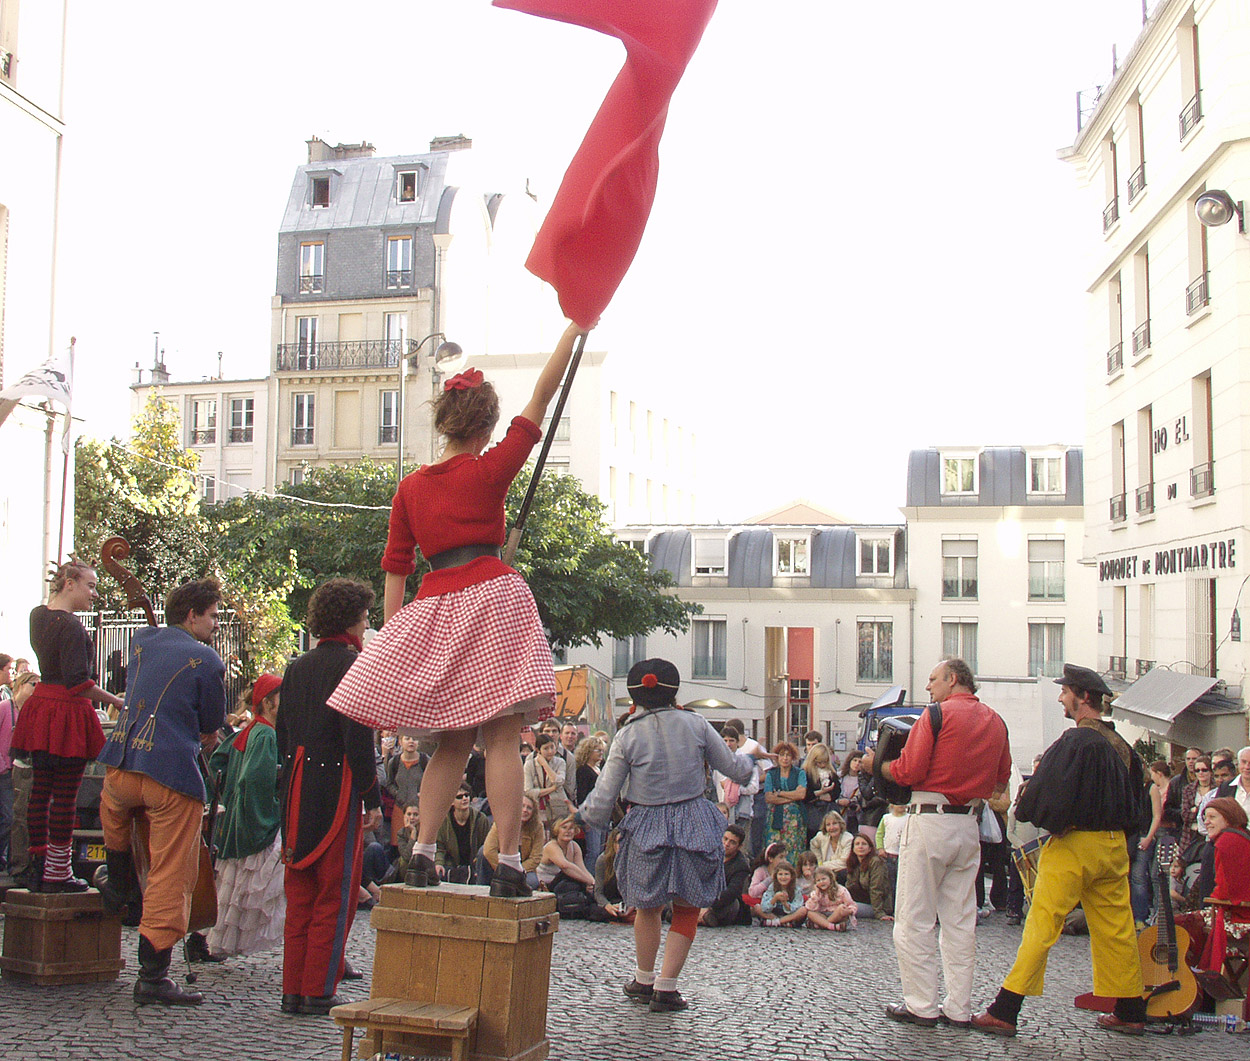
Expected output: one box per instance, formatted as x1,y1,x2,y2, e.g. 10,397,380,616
76,610,249,706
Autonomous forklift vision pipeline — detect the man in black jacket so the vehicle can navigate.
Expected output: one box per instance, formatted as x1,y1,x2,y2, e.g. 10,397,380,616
700,825,751,926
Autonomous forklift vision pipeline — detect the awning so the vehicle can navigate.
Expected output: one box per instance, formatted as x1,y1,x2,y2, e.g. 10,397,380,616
1110,669,1245,749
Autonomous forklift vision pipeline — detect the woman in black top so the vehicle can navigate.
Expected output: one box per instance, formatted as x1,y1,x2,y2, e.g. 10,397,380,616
12,560,124,891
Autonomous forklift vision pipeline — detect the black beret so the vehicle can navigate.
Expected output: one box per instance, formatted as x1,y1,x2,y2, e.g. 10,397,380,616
626,658,681,709
1053,663,1114,698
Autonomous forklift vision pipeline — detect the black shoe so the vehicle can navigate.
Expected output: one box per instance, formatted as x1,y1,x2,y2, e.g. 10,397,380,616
649,990,688,1013
623,979,654,1002
404,854,439,888
938,1008,971,1030
185,932,226,964
280,994,302,1014
40,874,90,894
299,993,348,1015
489,862,533,898
135,936,203,1006
1005,912,1021,926
13,856,44,891
341,959,363,981
885,1002,937,1028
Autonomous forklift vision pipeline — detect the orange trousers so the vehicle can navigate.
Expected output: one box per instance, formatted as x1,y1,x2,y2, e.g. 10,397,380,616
100,768,202,951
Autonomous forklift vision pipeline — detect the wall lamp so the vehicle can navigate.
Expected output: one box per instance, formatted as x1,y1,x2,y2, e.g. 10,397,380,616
1195,189,1244,233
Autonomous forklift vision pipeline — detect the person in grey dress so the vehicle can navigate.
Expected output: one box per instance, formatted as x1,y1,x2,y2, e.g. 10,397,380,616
577,659,763,1013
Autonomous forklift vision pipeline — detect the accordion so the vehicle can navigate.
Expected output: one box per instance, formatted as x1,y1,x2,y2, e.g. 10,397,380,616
873,715,919,805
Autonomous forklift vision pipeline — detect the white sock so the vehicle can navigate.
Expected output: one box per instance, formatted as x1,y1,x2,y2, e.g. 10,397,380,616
414,842,437,861
497,852,522,872
655,976,678,993
634,968,656,986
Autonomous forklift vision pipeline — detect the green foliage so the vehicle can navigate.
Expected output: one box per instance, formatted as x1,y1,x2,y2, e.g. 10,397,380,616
74,393,212,610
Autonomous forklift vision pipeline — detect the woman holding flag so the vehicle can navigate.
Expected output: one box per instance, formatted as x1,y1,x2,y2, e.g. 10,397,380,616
328,320,589,899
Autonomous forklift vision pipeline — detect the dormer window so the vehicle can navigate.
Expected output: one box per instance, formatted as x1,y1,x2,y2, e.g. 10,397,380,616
397,171,418,202
693,534,726,576
941,453,978,495
1028,453,1065,494
775,535,809,576
311,176,330,208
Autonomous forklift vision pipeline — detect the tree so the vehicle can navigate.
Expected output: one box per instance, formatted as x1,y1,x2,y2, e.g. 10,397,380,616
213,457,696,648
75,393,211,611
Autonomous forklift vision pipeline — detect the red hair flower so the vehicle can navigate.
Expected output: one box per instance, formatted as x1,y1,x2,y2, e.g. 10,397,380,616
641,673,658,688
444,368,484,392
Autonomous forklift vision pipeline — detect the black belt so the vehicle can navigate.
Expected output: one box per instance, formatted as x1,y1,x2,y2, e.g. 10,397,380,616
906,803,972,815
426,544,502,570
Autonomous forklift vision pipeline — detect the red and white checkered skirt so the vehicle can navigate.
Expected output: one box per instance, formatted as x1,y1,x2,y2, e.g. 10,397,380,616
326,572,555,735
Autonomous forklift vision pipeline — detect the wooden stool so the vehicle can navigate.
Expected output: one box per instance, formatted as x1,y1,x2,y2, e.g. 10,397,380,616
331,997,477,1061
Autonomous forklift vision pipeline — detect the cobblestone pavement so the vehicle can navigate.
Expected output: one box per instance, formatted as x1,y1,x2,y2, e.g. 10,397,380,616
0,908,1241,1061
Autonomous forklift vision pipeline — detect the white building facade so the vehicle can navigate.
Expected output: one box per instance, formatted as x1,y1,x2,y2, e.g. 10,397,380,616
903,446,1096,755
1064,0,1250,750
0,1,71,659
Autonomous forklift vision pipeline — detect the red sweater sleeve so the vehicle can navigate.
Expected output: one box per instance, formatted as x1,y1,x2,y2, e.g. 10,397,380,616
478,416,542,487
381,483,418,576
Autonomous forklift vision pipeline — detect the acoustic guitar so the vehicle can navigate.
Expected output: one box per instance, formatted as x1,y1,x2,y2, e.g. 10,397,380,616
1138,838,1197,1018
1074,837,1197,1019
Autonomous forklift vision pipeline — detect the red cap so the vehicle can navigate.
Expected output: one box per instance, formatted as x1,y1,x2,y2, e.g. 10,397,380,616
251,673,282,707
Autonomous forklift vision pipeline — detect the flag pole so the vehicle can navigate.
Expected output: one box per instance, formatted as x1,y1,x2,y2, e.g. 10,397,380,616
503,330,588,565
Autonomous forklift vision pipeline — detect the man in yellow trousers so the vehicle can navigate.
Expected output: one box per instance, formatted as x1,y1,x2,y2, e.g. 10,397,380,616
972,664,1150,1037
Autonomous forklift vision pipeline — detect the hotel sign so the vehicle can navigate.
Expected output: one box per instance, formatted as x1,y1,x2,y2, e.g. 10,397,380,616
1098,534,1237,583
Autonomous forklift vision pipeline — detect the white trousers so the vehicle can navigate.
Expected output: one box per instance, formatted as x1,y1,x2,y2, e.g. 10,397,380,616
891,795,980,1020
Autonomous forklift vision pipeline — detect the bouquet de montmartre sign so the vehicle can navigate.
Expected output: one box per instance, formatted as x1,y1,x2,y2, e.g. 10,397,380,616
1099,535,1237,583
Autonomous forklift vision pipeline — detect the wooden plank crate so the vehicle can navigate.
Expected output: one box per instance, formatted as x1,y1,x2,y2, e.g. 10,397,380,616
0,888,126,985
370,883,558,1061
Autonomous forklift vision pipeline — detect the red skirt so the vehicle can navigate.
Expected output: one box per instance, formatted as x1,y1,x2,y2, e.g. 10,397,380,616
327,572,555,734
11,682,106,760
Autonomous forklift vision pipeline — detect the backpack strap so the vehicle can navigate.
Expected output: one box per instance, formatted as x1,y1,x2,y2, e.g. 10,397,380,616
927,701,943,741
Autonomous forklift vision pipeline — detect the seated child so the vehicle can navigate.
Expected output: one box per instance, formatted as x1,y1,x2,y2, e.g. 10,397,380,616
794,851,819,899
805,866,857,931
755,861,807,927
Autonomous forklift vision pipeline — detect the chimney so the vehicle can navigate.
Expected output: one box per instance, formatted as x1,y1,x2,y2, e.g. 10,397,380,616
306,136,332,163
330,141,375,159
430,134,472,153
132,361,143,386
151,349,170,386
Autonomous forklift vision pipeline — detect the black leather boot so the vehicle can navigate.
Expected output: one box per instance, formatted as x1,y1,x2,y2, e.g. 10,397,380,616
13,855,43,891
185,931,226,964
134,935,204,1006
404,853,439,888
489,862,533,898
96,849,142,920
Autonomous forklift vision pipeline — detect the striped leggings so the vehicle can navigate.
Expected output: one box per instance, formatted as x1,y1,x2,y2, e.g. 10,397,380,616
28,751,88,881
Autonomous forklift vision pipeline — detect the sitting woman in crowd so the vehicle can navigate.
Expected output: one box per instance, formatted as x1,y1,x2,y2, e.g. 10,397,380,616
763,742,808,864
837,752,863,833
206,673,285,957
810,810,853,881
537,815,596,894
364,804,418,889
480,794,544,891
805,865,857,931
794,851,819,899
801,743,838,841
593,829,635,922
524,733,570,838
755,860,807,927
1178,755,1215,866
845,833,892,921
436,783,490,883
747,842,786,904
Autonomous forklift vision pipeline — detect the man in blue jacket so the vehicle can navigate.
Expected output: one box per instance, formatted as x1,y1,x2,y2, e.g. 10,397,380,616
97,578,226,1006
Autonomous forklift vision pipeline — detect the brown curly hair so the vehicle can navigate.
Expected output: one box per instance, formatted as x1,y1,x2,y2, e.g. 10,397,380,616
306,578,375,638
433,380,500,443
165,578,224,626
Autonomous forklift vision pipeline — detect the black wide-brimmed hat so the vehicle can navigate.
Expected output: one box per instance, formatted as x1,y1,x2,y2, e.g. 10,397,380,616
1053,663,1114,697
626,658,681,709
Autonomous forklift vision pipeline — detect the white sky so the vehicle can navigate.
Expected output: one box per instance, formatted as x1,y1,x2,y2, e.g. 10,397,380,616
56,1,1151,523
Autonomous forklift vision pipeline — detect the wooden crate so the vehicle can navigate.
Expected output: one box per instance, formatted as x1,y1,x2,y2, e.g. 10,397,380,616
371,883,558,1061
0,888,126,985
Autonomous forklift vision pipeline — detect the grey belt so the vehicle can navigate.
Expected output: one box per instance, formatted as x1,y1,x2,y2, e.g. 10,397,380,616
426,544,502,570
906,804,972,815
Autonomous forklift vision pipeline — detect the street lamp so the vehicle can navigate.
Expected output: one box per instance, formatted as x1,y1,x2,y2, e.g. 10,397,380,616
1194,189,1244,232
396,333,462,489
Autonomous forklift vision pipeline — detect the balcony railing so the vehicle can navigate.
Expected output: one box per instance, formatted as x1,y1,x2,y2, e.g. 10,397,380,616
228,427,253,443
1108,655,1128,679
1106,342,1123,375
385,269,413,289
379,425,397,444
1132,320,1151,355
1179,93,1202,139
292,428,315,446
276,338,419,371
1102,196,1120,232
298,273,324,294
1110,492,1127,523
1186,272,1209,315
1190,461,1215,499
1135,483,1154,515
1136,658,1155,676
189,429,216,446
1127,163,1146,202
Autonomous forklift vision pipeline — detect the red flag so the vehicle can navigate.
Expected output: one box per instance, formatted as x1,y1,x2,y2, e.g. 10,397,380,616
494,0,718,328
